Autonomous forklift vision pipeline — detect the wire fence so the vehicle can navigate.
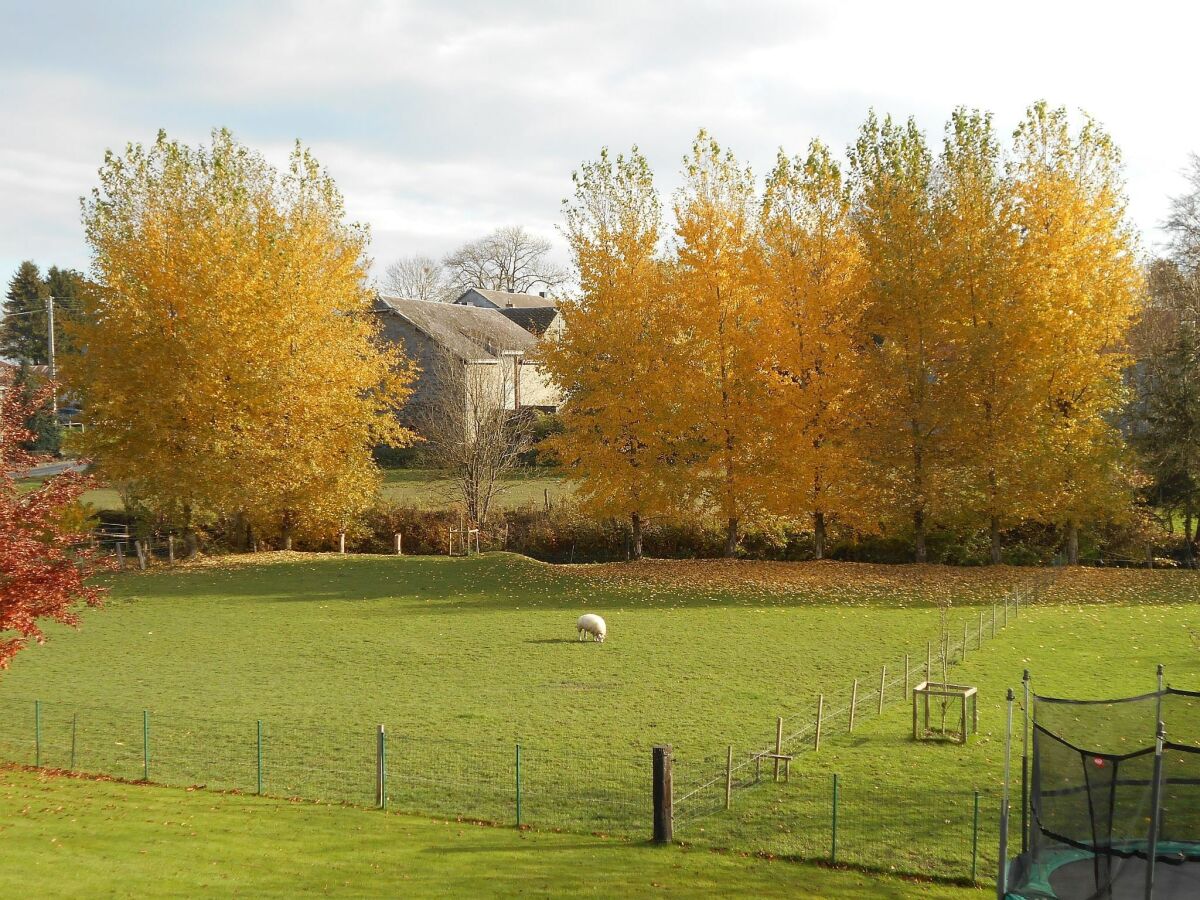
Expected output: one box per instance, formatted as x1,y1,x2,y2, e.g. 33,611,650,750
0,582,1048,886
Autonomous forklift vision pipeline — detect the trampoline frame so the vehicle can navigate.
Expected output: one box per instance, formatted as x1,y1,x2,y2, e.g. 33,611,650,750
998,666,1200,900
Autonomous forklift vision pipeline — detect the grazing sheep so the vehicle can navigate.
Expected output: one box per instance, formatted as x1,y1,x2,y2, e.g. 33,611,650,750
576,613,607,643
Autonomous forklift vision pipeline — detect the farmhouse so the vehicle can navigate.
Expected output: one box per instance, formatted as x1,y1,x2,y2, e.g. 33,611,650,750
452,288,563,338
374,294,561,413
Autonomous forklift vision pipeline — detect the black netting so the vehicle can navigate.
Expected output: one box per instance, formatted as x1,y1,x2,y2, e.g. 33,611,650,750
1009,687,1200,900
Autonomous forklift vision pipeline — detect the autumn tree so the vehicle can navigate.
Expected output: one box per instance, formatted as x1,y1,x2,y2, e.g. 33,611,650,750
759,141,867,558
1009,103,1141,563
542,146,679,557
849,114,961,562
414,347,534,526
933,109,1039,563
67,129,415,547
673,131,774,556
382,254,454,303
0,372,104,669
444,225,567,295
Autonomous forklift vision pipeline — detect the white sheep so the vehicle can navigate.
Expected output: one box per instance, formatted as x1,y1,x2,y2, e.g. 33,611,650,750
576,613,607,643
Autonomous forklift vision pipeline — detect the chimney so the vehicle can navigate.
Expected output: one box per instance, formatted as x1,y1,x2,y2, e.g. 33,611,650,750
506,302,514,308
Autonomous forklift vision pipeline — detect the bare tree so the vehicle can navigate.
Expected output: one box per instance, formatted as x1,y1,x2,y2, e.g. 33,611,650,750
382,255,454,302
414,346,535,526
443,225,568,295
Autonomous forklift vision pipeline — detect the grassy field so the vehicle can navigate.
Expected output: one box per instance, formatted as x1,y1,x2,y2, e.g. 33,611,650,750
380,467,570,510
0,554,1196,886
18,467,570,513
0,767,966,899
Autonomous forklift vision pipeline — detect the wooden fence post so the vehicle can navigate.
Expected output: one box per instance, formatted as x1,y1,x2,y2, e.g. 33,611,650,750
135,541,147,570
878,666,887,715
814,694,824,751
652,746,673,843
339,532,346,554
773,716,783,782
725,745,733,810
116,543,125,570
849,679,858,732
395,533,402,555
167,535,175,565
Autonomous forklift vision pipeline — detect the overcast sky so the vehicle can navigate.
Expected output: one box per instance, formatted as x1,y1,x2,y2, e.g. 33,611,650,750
2,0,1197,286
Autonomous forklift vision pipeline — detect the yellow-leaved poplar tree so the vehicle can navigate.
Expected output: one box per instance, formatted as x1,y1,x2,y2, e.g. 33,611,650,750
759,141,867,557
850,114,961,562
1009,103,1142,562
672,131,773,557
543,146,679,558
68,129,414,547
933,109,1040,563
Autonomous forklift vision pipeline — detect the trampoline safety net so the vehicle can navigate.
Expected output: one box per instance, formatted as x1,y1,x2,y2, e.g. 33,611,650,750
1005,688,1200,900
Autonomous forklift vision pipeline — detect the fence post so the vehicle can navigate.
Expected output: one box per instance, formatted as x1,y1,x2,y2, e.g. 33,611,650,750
142,709,150,781
375,724,386,809
395,533,402,555
515,743,523,827
724,744,733,810
878,666,887,715
70,712,77,770
135,540,147,570
773,717,783,782
116,542,125,570
1004,594,1010,627
971,789,980,883
34,700,41,767
168,535,175,565
652,745,673,843
849,679,858,732
814,694,824,751
339,532,346,555
831,773,839,865
256,720,263,795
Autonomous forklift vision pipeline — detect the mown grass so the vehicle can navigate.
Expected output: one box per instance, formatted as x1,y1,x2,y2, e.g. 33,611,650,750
0,554,1196,884
0,766,967,899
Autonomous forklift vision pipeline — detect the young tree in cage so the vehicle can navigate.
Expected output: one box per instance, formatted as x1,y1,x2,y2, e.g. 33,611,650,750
671,131,774,557
67,129,415,548
1008,103,1142,562
759,140,868,558
414,346,534,527
849,113,961,562
542,146,680,558
933,109,1041,563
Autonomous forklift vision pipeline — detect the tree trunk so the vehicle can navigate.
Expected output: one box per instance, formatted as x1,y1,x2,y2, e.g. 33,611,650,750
1065,520,1079,565
913,508,926,564
630,512,643,561
989,515,1001,565
813,510,826,560
724,517,739,558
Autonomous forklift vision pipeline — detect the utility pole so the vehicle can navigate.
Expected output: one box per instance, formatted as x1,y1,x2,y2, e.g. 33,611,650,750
45,295,57,413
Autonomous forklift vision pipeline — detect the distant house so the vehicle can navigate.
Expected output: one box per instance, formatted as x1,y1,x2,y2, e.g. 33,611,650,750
374,295,561,413
451,288,563,339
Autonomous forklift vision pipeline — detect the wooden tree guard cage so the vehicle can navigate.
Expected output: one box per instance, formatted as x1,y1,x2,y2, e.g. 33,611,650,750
912,681,978,744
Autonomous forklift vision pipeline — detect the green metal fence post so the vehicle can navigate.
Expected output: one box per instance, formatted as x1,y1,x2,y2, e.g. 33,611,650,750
831,773,839,865
70,712,77,770
256,720,263,796
971,790,980,883
515,743,523,828
142,710,149,781
34,700,41,767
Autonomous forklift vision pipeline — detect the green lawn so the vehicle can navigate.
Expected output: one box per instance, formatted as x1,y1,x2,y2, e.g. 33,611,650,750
380,467,570,510
0,767,966,898
16,477,123,510
0,554,1196,886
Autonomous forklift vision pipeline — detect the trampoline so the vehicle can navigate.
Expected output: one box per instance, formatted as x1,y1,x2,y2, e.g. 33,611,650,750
998,668,1200,899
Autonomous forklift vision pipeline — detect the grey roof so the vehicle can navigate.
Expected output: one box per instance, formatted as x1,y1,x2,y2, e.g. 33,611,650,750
499,306,559,336
455,288,557,310
376,295,538,361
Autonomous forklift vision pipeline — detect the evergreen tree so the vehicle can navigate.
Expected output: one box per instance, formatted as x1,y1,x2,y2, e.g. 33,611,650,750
1,261,49,363
11,361,60,456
